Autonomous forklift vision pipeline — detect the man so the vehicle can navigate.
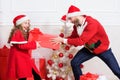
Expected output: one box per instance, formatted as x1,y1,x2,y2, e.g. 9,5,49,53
51,5,120,80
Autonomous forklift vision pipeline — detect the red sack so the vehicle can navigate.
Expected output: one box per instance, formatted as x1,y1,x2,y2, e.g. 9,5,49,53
39,58,47,79
80,72,99,80
0,46,10,80
29,28,60,50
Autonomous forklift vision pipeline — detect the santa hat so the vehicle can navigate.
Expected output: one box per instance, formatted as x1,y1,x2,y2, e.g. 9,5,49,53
67,5,84,17
61,15,66,22
13,14,29,26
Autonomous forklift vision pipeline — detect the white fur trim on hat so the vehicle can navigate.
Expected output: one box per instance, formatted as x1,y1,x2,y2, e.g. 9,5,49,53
67,12,83,17
16,16,29,26
60,20,66,23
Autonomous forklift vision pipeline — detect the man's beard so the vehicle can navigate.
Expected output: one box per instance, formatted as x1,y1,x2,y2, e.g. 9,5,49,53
74,18,81,27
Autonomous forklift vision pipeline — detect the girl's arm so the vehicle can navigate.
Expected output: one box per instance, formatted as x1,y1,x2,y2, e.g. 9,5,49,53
14,41,40,50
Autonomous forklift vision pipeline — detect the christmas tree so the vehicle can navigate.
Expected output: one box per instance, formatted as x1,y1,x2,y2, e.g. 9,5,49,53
46,21,82,80
46,15,84,80
47,43,78,80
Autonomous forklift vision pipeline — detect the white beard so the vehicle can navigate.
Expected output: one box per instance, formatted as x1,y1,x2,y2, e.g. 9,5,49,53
60,21,87,38
64,22,74,37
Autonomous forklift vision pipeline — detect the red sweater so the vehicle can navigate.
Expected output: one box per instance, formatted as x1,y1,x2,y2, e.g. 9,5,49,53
67,16,110,54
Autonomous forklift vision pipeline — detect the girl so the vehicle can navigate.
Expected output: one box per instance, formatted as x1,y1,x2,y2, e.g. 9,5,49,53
7,14,41,80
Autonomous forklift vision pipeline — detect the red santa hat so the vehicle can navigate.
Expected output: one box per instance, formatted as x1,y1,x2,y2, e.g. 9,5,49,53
61,15,66,22
13,14,29,26
67,5,84,17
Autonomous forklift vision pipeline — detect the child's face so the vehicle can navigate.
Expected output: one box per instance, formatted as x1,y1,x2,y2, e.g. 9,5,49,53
21,20,30,31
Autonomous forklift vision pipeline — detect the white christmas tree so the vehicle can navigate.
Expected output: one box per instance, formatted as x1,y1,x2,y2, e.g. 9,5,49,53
47,43,78,80
46,24,82,80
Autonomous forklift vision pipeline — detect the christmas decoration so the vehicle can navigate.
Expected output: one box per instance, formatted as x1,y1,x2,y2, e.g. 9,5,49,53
59,33,64,38
46,32,81,80
80,72,108,80
80,72,99,80
68,53,73,59
46,43,80,80
47,59,54,66
58,63,63,68
59,53,64,57
80,64,84,68
46,15,84,80
65,45,70,50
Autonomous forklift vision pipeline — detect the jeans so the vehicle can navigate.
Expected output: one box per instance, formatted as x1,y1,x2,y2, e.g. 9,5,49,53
18,69,41,80
71,47,120,80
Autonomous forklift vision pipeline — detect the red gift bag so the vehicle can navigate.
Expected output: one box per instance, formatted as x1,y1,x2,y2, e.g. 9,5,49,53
80,72,99,80
29,28,60,50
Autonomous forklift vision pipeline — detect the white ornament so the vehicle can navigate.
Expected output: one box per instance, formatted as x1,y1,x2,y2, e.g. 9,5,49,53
61,74,66,78
67,74,72,80
47,74,52,78
60,67,65,72
52,74,57,80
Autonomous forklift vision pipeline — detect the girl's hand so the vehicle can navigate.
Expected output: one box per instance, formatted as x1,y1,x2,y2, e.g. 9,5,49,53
36,41,41,48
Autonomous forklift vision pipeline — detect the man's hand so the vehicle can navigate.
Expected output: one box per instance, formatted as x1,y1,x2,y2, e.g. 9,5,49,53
50,37,64,45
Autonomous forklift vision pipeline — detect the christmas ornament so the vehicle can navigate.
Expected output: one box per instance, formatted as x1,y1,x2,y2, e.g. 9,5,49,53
47,60,53,66
59,33,64,38
52,53,59,59
46,15,85,79
80,64,84,68
58,63,63,68
48,77,52,80
53,71,57,75
59,77,64,80
68,54,73,59
67,66,72,72
59,53,64,57
65,45,70,50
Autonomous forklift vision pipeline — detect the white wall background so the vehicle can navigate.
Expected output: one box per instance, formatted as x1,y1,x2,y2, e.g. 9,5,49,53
0,0,120,80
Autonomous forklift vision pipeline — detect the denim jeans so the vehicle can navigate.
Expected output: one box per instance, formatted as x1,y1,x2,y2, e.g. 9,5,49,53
71,47,120,80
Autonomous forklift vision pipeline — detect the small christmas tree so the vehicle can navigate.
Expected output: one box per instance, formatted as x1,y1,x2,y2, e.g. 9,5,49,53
47,43,78,80
46,23,81,80
46,15,84,80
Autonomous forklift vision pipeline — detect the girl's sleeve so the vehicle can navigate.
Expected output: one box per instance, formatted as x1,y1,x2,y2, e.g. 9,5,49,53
15,41,37,50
